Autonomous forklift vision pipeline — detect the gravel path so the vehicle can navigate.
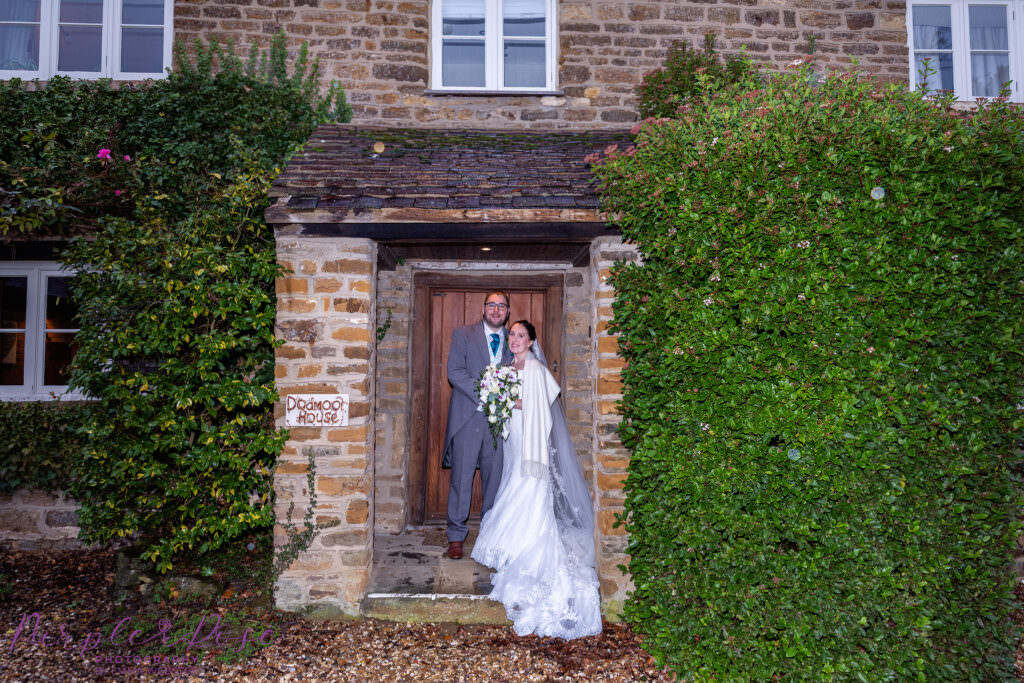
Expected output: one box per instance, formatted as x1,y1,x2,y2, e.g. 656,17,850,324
0,549,671,682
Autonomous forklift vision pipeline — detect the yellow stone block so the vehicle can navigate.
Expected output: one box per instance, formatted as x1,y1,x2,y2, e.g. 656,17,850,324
276,277,309,295
346,499,370,524
314,278,345,293
298,364,322,378
331,327,370,343
327,425,370,443
281,298,318,313
317,475,371,498
598,509,627,536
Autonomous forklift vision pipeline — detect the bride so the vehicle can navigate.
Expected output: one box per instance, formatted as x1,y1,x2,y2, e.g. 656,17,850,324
471,320,602,639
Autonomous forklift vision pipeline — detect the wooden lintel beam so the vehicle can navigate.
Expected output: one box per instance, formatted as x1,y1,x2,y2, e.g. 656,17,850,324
285,222,617,241
376,243,400,270
265,205,606,225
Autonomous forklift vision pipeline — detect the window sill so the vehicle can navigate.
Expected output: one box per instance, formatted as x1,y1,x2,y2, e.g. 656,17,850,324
424,88,565,97
0,72,169,82
0,391,89,402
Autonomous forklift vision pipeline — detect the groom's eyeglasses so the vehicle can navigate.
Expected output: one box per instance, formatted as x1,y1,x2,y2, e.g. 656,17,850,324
484,303,508,311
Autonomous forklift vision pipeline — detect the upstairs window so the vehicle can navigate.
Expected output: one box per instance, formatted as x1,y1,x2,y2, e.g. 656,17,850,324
431,0,557,91
908,0,1023,101
0,0,173,80
0,263,81,401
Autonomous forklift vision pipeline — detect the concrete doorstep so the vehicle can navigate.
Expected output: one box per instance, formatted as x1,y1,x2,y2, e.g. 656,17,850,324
362,527,511,625
361,593,510,625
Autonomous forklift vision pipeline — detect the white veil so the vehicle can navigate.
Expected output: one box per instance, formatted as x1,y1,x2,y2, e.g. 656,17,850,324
528,340,597,570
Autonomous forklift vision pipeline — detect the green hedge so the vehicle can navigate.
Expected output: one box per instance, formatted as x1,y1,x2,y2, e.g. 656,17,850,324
635,35,752,120
0,33,348,572
0,32,351,235
594,69,1023,680
0,401,98,495
65,167,286,573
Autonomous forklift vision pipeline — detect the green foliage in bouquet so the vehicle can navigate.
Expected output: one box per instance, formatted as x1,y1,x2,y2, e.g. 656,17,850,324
593,67,1023,680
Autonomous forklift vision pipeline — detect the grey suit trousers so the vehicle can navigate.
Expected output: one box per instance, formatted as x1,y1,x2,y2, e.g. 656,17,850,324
446,414,503,543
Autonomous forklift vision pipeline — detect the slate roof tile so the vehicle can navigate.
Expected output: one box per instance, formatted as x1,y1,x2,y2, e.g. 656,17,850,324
269,125,632,213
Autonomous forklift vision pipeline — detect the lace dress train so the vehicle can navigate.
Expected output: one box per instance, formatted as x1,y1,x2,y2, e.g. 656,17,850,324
471,408,602,639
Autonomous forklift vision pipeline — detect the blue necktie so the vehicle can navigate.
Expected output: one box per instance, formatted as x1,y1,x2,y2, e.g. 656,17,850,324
490,333,500,356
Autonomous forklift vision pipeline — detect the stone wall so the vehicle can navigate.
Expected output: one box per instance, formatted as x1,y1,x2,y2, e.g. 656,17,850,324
174,0,909,130
561,265,597,486
590,236,640,613
355,252,631,613
0,490,81,550
273,235,377,617
373,264,413,533
372,261,596,532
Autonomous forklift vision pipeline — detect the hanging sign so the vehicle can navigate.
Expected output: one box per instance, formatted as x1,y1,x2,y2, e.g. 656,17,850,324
285,394,349,427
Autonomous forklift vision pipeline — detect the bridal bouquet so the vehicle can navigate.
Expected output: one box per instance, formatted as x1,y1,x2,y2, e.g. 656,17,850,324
477,365,521,447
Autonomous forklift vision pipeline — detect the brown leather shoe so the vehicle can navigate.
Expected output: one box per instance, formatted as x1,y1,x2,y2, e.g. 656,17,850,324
446,541,464,560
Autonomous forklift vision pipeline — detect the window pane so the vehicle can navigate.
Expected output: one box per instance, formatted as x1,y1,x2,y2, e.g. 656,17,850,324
504,0,545,37
58,25,102,71
915,53,954,91
0,25,39,70
0,277,27,329
912,5,953,50
442,39,485,86
122,0,164,25
46,277,77,330
0,0,41,22
971,53,1010,96
504,40,545,87
121,27,163,72
0,333,25,385
44,332,76,385
443,0,484,36
60,0,102,23
969,5,1008,50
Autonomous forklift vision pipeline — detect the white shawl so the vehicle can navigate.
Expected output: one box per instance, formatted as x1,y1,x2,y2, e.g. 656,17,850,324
520,358,561,479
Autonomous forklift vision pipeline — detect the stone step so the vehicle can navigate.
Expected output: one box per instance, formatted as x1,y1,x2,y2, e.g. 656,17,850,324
361,592,510,625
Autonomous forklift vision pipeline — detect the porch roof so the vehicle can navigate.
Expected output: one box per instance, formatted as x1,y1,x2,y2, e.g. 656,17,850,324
265,126,631,266
267,125,631,222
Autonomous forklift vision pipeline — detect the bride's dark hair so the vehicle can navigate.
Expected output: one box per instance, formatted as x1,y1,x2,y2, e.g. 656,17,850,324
511,319,536,341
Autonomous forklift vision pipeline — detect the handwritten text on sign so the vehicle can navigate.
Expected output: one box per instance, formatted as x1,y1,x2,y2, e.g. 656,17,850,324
285,394,349,427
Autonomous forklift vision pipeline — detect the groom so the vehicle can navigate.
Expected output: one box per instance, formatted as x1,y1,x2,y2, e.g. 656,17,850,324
442,290,513,559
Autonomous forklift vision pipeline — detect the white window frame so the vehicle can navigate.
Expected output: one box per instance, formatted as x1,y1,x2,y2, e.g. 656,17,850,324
0,262,84,401
907,0,1024,102
429,0,559,93
0,0,174,81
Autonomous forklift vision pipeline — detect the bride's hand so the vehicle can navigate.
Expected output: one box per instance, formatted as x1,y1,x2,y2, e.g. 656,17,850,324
515,399,522,409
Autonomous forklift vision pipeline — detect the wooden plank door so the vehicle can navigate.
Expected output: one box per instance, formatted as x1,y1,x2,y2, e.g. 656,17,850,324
420,285,560,523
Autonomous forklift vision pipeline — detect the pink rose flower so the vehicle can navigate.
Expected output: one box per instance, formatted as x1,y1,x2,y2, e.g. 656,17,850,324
97,149,112,160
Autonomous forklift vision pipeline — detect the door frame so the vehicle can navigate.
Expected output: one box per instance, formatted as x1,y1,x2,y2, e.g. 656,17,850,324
408,271,565,524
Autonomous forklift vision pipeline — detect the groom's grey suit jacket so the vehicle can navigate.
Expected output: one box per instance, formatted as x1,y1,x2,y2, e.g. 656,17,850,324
441,322,512,469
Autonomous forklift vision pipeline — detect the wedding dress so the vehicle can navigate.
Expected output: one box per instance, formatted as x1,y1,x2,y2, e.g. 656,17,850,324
471,350,602,639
